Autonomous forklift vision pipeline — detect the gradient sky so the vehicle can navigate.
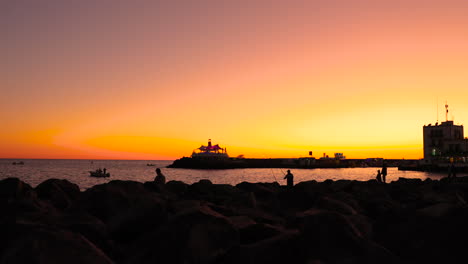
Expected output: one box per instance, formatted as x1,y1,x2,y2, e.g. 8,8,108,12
3,0,468,160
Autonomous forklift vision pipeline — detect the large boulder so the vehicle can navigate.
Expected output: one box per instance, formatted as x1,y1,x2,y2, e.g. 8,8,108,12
235,182,281,199
0,178,36,200
186,180,246,206
287,180,328,210
416,202,457,218
0,178,58,222
0,227,114,264
59,212,116,259
71,180,167,243
295,208,398,263
316,196,358,215
126,205,239,264
223,229,302,264
296,208,364,258
165,180,189,196
35,179,80,210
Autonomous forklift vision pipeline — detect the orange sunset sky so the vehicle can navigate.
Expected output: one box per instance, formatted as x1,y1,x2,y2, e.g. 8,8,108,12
3,0,468,160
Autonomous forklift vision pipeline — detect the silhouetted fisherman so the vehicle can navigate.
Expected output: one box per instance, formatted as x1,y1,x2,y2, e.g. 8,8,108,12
376,170,382,183
154,168,166,184
284,170,294,188
103,168,107,176
381,162,387,183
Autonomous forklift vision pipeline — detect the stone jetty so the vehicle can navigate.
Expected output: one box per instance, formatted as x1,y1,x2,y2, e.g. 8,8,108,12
2,176,468,263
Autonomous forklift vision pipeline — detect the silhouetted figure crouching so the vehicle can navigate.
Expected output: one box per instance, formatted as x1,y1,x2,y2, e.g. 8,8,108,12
154,168,166,184
284,170,294,188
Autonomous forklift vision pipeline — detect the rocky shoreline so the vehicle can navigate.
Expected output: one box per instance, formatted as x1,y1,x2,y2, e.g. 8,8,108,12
2,176,468,264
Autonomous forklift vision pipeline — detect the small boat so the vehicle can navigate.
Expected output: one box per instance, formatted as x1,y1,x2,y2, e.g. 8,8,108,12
147,163,155,166
89,169,110,178
12,161,24,165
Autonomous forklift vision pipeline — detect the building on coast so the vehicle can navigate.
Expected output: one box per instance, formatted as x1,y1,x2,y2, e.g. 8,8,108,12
191,139,229,160
423,104,468,163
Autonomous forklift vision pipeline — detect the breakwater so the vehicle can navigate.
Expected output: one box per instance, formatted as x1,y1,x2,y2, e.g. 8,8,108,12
168,157,417,169
2,176,468,263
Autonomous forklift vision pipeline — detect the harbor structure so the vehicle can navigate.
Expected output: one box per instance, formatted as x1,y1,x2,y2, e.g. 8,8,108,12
191,139,229,160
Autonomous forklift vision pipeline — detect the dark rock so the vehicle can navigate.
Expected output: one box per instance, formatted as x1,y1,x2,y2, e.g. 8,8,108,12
126,205,239,264
35,178,80,210
296,208,364,258
416,202,457,218
235,182,281,198
223,229,302,264
288,180,327,209
165,180,189,195
229,215,257,230
169,199,202,214
238,223,284,245
71,180,167,244
186,181,246,207
0,178,58,222
296,208,398,263
0,177,37,204
316,196,358,215
59,212,116,259
0,227,114,264
236,207,286,226
395,177,423,184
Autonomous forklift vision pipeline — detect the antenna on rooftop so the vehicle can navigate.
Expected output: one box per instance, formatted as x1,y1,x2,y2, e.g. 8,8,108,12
445,101,449,122
436,98,439,123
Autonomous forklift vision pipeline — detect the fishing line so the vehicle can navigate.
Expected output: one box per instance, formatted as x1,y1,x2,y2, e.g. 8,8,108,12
263,153,279,183
270,167,279,183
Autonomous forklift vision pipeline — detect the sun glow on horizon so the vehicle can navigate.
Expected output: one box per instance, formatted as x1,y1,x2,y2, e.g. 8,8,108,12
3,1,468,160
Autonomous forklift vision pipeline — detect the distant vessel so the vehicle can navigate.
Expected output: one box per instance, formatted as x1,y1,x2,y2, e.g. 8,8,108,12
89,169,110,178
191,139,229,160
12,161,24,165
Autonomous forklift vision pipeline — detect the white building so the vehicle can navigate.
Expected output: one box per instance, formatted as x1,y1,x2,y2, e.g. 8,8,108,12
423,120,468,162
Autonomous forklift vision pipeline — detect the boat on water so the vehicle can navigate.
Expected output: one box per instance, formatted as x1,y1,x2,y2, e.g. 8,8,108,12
89,169,110,178
12,161,24,165
147,163,155,166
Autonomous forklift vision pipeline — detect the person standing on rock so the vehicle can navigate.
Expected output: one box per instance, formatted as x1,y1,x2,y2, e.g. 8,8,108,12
154,168,166,184
376,170,382,183
284,170,294,188
381,162,387,183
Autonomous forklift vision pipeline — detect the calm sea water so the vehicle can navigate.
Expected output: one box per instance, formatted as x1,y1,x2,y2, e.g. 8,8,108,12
0,159,447,190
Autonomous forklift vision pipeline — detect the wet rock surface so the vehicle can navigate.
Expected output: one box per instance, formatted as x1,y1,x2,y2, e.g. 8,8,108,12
2,176,468,263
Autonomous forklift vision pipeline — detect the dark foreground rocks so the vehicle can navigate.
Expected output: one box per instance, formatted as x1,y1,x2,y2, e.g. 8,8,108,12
2,176,468,264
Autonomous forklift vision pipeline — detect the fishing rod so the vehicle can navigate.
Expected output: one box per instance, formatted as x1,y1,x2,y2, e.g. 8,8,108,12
279,168,286,175
270,167,279,183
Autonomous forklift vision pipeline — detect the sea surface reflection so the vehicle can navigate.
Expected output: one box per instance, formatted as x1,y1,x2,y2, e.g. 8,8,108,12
1,159,447,190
